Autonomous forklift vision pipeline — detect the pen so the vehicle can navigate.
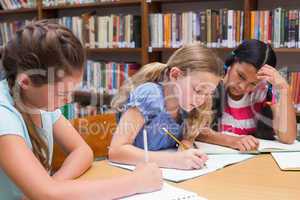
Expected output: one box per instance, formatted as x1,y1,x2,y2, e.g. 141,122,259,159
143,129,149,162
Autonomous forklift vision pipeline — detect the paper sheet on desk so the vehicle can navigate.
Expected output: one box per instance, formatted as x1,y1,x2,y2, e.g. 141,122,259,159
271,152,300,171
195,138,300,154
110,154,254,182
121,183,207,200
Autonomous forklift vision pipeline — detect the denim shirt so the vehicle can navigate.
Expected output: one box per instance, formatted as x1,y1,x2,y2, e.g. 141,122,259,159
123,82,186,150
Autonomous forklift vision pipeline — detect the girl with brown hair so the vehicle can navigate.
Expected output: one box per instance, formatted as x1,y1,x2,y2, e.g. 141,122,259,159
0,20,162,200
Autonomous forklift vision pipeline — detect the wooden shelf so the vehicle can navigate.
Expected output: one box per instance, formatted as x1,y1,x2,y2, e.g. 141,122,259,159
151,47,235,52
0,7,37,15
151,47,300,53
150,0,224,3
86,48,142,54
43,0,141,11
273,48,300,53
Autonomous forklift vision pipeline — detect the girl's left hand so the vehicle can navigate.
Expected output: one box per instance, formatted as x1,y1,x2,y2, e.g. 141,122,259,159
257,65,289,89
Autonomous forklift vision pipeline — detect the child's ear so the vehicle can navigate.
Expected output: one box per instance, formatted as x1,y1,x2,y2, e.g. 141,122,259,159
16,73,32,90
169,67,184,81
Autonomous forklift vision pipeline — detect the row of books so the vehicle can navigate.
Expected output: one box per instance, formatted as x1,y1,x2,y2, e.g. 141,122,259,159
80,60,139,95
0,20,30,47
60,103,113,119
43,0,116,7
0,15,141,49
58,14,141,48
0,0,36,10
250,8,300,48
0,0,117,10
43,0,94,7
149,9,245,48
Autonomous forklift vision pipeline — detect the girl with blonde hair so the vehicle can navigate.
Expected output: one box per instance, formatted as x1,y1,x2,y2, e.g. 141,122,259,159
109,43,223,170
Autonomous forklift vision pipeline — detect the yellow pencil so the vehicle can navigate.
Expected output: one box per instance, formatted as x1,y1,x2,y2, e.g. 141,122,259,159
162,127,189,150
162,127,207,168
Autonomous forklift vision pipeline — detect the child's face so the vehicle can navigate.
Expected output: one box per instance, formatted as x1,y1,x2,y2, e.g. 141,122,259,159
19,70,83,112
225,62,260,97
170,69,220,112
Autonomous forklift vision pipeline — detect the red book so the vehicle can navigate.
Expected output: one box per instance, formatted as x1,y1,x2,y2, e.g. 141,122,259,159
119,63,125,87
268,11,272,44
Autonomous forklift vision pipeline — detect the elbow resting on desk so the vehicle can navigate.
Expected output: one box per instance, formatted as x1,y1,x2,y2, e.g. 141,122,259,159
276,129,297,144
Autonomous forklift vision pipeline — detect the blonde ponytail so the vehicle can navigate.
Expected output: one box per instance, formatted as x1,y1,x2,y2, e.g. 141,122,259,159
111,62,168,111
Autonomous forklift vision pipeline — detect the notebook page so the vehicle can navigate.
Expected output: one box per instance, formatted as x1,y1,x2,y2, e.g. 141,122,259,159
259,139,300,152
110,154,254,182
121,183,207,200
195,141,240,154
271,152,300,170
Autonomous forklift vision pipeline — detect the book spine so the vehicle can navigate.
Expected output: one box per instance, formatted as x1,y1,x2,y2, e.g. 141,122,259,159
206,9,212,48
200,11,207,45
227,10,233,48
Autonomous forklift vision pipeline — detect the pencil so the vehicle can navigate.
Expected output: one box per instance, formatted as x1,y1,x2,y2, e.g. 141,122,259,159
162,127,189,150
143,129,149,162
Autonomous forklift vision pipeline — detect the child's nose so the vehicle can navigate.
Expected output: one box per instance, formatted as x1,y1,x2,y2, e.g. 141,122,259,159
238,82,248,92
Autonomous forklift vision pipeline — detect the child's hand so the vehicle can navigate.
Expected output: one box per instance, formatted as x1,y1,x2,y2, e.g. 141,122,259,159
173,149,208,170
133,163,163,193
257,65,288,89
229,135,259,152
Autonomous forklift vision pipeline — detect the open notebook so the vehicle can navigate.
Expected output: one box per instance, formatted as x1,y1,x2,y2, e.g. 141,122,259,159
195,139,300,154
121,183,207,200
271,152,300,171
110,154,254,182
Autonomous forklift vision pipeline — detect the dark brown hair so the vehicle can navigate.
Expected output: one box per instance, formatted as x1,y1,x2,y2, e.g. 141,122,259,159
1,20,85,170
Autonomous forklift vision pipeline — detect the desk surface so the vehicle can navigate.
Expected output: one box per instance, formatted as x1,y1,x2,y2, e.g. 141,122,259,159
79,155,300,200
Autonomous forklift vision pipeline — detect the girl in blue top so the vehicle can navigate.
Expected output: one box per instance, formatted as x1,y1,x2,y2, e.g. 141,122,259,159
109,43,223,170
0,20,162,200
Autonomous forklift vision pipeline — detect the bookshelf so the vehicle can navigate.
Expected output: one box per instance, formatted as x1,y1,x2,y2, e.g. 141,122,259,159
1,0,300,113
2,0,299,64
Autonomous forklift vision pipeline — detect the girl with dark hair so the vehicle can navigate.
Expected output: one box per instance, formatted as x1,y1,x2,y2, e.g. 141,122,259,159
198,39,297,152
0,20,162,199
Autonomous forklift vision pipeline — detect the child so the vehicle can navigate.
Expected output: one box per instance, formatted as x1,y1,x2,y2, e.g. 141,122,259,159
109,43,223,170
198,39,297,152
0,20,162,200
